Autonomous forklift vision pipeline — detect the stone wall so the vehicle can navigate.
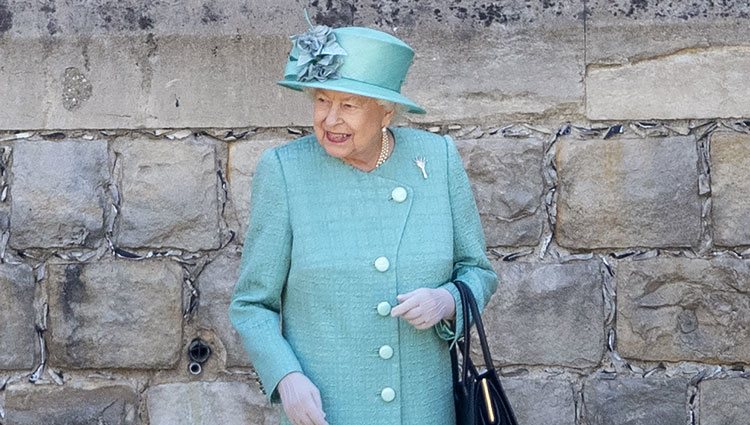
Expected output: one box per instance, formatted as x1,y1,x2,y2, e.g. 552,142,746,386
1,1,749,424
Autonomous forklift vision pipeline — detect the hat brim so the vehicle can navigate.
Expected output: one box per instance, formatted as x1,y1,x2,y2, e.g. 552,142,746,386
278,77,426,114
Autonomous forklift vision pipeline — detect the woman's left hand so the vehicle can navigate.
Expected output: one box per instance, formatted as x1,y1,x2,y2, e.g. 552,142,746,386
391,288,456,330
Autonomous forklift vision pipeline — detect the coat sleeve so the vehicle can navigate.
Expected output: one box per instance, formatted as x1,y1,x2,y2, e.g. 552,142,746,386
435,135,499,342
229,148,302,402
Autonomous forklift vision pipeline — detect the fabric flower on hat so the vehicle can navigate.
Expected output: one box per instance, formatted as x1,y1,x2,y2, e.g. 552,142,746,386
292,25,347,82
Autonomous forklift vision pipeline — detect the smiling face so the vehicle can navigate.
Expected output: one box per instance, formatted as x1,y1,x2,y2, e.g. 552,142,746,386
312,89,395,171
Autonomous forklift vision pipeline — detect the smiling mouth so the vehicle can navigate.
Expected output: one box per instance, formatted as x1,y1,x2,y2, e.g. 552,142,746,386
326,131,351,144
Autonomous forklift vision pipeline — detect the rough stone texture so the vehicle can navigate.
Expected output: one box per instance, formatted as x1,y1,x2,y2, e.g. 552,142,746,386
0,263,35,370
586,0,750,120
147,381,279,425
62,67,93,111
483,260,604,367
4,383,138,425
196,250,249,368
456,137,545,247
710,131,750,246
0,1,585,129
0,0,11,35
503,379,575,425
406,23,584,123
146,35,308,129
700,378,750,425
46,258,183,369
384,1,585,123
227,138,290,238
113,136,221,250
587,47,750,120
583,378,689,425
369,2,584,124
556,136,701,249
0,34,307,129
0,36,147,130
4,1,750,126
10,139,109,249
586,0,750,65
616,258,750,364
0,0,307,38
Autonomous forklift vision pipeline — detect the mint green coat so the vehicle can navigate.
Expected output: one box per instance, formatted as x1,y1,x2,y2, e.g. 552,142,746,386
229,128,498,425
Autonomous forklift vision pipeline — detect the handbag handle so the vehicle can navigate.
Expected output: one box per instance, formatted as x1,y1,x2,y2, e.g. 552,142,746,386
453,280,496,374
455,280,472,384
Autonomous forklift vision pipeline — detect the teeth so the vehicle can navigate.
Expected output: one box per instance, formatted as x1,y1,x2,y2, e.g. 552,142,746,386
327,132,350,142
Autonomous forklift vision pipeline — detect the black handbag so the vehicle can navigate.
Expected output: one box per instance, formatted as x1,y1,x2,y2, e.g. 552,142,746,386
451,280,519,425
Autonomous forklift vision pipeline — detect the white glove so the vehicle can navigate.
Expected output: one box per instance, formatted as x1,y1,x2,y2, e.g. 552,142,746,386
391,287,456,330
277,372,329,425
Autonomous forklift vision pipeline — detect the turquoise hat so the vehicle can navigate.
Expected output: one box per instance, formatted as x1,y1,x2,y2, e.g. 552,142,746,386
278,25,426,114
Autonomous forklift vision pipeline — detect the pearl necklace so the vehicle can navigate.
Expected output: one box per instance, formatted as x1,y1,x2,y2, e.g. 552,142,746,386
375,129,391,169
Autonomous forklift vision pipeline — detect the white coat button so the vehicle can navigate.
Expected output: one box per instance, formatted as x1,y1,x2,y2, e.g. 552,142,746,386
379,345,394,359
377,302,392,316
391,187,407,203
381,387,396,402
374,256,390,272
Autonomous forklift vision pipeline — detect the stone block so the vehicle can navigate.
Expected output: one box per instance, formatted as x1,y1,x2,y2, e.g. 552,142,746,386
113,136,221,251
456,137,545,247
406,24,584,123
147,381,279,425
710,131,750,246
196,250,250,368
46,258,183,369
483,260,604,367
556,136,701,249
10,139,109,249
4,382,138,425
145,34,308,129
0,263,36,370
503,379,575,425
586,1,750,65
616,258,750,363
586,46,750,120
585,1,750,120
699,378,750,425
583,378,688,425
227,138,291,238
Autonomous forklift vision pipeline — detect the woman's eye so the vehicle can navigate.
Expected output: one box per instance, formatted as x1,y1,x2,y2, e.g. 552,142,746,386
343,103,357,109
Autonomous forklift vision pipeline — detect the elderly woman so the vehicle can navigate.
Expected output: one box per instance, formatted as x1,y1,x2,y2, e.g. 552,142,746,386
230,23,497,425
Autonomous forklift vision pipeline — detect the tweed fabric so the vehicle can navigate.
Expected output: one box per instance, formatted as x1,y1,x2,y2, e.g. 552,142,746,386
230,127,498,425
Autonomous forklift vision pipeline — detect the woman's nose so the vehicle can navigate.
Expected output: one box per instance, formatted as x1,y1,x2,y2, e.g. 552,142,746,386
324,106,341,126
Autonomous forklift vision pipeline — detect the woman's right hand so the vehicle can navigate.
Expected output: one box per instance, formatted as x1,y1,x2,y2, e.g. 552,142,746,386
277,372,329,425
